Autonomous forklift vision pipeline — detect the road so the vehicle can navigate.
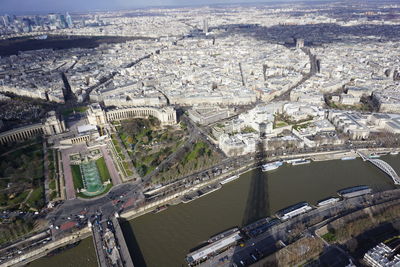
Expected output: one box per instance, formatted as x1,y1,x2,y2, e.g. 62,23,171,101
272,47,318,102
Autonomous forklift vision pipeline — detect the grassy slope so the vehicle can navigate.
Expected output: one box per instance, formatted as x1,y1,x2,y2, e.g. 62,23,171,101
96,157,111,183
70,165,84,189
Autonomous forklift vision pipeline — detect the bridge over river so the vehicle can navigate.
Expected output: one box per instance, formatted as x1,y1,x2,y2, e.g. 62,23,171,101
356,151,400,185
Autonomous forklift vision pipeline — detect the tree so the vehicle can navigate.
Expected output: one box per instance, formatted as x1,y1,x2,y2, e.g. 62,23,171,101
0,193,7,205
137,165,147,177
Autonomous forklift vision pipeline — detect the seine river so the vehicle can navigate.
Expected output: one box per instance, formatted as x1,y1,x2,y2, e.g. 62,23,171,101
29,156,399,267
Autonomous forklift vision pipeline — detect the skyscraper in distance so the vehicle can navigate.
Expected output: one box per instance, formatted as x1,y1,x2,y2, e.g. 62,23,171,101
48,13,57,26
203,18,208,34
59,14,67,28
66,12,73,28
2,15,11,26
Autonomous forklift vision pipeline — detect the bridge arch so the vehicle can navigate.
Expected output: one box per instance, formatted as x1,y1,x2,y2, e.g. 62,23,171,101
356,151,400,185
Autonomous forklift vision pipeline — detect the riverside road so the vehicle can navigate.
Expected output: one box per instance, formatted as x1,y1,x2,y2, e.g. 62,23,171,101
47,143,397,236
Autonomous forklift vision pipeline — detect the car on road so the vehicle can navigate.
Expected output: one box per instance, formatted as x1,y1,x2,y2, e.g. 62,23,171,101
250,253,258,261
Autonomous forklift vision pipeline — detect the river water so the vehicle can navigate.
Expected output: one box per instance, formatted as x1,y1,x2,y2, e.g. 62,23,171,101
28,237,97,267
30,156,400,267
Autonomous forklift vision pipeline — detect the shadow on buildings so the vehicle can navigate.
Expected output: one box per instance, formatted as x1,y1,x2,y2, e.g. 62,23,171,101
194,23,400,45
350,221,399,260
304,246,352,267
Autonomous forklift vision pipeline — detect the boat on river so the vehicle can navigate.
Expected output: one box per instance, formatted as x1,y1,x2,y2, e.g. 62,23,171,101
261,161,283,172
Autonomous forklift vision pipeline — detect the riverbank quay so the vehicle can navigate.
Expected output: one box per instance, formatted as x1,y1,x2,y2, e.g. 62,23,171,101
137,146,399,209
266,147,400,163
251,193,400,266
0,228,91,267
120,161,255,221
195,189,400,267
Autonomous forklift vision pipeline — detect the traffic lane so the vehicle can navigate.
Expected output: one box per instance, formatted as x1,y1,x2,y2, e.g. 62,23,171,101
232,235,278,266
47,184,143,227
47,183,139,214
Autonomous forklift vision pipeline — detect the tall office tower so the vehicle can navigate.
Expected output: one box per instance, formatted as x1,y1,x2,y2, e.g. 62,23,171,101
59,14,67,28
48,13,57,25
2,15,11,26
65,12,73,28
22,18,32,32
34,15,42,26
203,18,208,33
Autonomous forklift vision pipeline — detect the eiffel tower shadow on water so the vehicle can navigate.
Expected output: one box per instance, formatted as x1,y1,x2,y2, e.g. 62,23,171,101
242,141,270,226
229,141,280,266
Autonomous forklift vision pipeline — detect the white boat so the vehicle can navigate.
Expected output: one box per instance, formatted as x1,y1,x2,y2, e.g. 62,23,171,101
220,175,239,185
369,154,380,159
341,156,356,161
291,159,311,166
285,158,302,164
262,161,283,172
317,197,340,207
276,202,313,221
390,151,399,155
181,195,198,204
207,227,239,243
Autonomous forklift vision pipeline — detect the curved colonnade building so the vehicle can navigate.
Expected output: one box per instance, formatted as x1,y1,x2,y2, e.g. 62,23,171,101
0,105,177,145
0,111,65,145
87,104,177,127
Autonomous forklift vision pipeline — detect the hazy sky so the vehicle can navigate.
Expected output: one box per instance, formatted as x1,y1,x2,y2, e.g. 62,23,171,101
0,0,318,14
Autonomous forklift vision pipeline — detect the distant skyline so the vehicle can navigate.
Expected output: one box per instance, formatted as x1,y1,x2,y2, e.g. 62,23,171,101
0,0,336,15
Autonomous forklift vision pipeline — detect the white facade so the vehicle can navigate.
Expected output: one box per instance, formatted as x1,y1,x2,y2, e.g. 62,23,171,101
0,111,65,144
328,110,370,140
363,242,400,267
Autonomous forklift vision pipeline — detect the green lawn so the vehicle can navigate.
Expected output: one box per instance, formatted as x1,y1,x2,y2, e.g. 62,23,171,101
49,179,56,190
8,191,30,206
50,191,57,200
275,121,289,128
111,135,125,160
122,161,133,176
293,122,311,131
184,141,208,163
26,187,44,210
95,157,111,183
61,106,89,116
241,126,257,134
321,232,337,243
0,141,44,209
71,165,84,189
